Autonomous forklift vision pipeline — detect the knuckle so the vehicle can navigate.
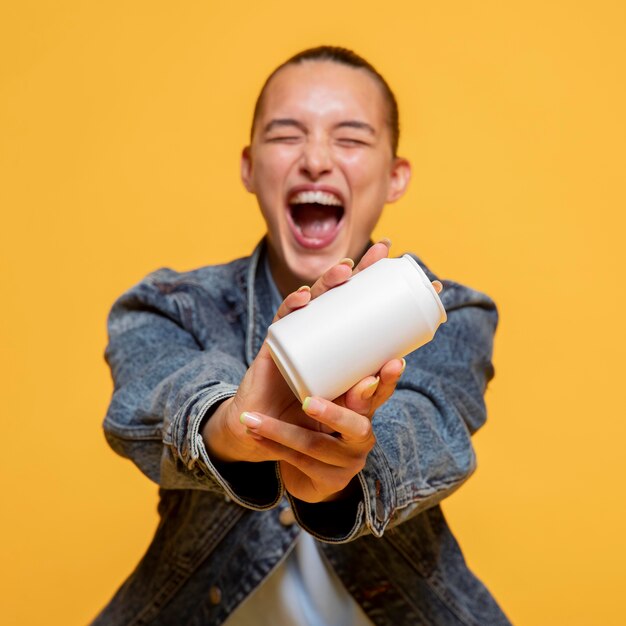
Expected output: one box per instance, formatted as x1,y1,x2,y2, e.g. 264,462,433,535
302,435,323,457
364,432,377,452
294,450,314,470
355,458,367,473
355,420,373,442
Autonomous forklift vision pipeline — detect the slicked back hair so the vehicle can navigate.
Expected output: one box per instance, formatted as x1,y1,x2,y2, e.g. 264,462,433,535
250,46,400,156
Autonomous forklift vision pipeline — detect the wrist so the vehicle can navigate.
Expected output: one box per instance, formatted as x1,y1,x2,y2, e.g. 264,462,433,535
320,475,362,502
202,397,241,463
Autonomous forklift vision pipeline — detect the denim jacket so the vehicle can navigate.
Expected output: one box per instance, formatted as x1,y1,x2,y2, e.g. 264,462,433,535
94,240,511,625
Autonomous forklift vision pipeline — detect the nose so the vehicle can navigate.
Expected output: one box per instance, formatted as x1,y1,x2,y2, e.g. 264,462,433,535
299,136,333,180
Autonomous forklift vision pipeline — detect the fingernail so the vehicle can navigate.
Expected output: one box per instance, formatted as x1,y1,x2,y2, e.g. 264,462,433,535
362,377,380,400
297,285,311,293
302,396,324,415
400,358,407,374
240,412,262,428
378,238,392,248
339,258,355,268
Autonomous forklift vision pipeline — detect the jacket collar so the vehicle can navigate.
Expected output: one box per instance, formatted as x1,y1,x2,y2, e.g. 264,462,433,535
243,237,379,365
244,238,275,365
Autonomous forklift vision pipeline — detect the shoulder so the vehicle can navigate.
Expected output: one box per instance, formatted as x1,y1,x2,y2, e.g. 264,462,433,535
141,254,250,295
115,254,251,307
108,254,253,329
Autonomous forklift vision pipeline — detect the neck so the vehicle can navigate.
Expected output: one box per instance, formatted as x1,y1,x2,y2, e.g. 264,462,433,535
264,239,371,299
265,246,302,299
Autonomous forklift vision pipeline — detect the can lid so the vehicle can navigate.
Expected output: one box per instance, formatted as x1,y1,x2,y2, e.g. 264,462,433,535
401,254,447,322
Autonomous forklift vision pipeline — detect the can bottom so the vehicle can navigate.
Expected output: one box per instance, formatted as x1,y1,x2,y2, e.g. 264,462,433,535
265,336,308,403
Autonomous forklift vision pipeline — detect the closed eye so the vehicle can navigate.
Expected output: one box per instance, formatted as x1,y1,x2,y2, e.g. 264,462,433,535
336,137,370,147
266,135,304,144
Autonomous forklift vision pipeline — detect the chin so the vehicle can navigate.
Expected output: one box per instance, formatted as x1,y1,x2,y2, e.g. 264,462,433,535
293,257,330,283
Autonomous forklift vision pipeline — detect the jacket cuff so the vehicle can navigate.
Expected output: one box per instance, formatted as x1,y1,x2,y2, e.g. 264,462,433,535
358,443,397,538
285,442,397,542
286,476,365,543
168,382,283,510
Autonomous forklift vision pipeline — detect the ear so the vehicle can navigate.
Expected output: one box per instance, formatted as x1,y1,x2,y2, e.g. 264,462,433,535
386,157,411,203
240,146,254,193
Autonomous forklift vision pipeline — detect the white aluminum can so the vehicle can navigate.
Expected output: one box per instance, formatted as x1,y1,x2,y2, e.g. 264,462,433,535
266,255,447,401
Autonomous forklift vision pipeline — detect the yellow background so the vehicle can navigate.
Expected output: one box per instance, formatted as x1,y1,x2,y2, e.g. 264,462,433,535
1,1,624,624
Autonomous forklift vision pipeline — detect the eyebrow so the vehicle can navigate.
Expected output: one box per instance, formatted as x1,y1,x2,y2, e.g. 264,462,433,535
263,119,307,134
334,121,376,135
263,118,376,135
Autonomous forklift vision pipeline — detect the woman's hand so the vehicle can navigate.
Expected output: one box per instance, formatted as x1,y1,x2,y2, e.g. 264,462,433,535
201,241,442,502
239,395,376,503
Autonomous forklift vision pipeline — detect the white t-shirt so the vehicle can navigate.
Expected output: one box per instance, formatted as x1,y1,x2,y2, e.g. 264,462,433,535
225,522,373,626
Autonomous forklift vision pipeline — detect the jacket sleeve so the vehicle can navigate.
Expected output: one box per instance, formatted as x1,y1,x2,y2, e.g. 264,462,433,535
288,278,498,541
102,268,283,510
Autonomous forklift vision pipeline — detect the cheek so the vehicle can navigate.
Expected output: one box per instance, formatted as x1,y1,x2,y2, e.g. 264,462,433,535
342,153,392,194
350,173,392,213
342,159,389,235
251,151,294,231
253,162,281,197
253,147,294,181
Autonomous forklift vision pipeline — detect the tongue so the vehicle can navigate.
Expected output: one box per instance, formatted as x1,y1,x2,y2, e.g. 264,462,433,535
292,204,339,239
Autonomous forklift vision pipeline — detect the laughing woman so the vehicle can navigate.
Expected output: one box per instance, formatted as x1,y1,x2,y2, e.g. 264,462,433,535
94,47,511,626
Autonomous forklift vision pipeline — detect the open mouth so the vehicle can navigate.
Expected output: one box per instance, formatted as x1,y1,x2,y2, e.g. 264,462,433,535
286,189,345,249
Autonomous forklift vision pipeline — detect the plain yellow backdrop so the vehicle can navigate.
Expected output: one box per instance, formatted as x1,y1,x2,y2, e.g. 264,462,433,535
1,1,624,624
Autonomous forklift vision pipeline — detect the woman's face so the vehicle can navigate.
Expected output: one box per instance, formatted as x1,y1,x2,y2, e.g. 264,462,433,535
241,60,410,295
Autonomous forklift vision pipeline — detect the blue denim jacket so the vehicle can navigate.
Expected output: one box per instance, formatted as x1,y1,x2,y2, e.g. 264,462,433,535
94,240,511,625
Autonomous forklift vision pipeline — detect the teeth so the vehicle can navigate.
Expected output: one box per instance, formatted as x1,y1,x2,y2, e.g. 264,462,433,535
290,190,342,206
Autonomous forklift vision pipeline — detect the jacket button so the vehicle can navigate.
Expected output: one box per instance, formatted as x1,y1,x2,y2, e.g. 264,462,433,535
279,506,296,526
208,585,222,605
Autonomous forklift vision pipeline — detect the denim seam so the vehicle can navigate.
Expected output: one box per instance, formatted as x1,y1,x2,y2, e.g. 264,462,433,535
193,393,285,511
218,531,299,619
102,421,162,440
130,506,245,626
167,393,202,465
360,537,473,626
363,443,396,537
188,387,239,465
286,493,366,544
245,241,264,365
420,571,483,626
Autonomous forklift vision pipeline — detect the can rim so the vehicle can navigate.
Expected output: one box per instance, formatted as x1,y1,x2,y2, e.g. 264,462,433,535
401,254,447,322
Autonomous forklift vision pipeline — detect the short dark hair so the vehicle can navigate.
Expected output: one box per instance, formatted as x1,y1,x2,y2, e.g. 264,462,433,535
251,46,400,156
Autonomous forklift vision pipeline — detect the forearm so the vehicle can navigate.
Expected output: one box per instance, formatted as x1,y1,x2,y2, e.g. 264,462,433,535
361,387,478,536
102,268,286,508
290,290,498,542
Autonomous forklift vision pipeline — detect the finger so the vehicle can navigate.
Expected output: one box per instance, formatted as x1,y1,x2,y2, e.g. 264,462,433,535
301,397,374,445
352,240,391,276
240,411,348,466
245,436,354,501
341,358,404,417
272,285,312,322
340,375,381,416
309,260,354,300
432,280,443,294
280,458,359,502
369,358,404,412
